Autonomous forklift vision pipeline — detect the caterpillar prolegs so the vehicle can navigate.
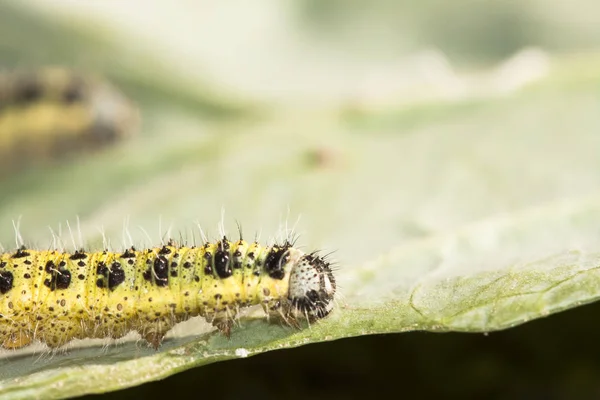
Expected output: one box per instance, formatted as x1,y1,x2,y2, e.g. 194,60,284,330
0,238,336,350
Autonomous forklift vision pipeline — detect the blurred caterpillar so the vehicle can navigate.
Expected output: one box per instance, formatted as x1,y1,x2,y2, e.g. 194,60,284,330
0,237,336,350
0,67,139,171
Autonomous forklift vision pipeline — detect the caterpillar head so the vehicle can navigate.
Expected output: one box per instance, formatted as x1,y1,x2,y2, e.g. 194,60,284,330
88,79,140,143
286,252,336,321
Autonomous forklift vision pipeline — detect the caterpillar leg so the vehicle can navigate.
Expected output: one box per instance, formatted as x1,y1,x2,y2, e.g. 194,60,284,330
280,312,302,329
268,307,301,329
262,301,301,330
144,331,165,350
213,319,233,338
138,318,176,350
2,331,32,349
209,306,239,338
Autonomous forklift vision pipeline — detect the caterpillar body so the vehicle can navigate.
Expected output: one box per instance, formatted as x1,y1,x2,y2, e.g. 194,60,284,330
0,238,336,350
0,67,138,171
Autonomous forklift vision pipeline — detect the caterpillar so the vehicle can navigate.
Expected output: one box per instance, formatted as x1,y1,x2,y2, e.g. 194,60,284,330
0,67,139,171
0,237,336,350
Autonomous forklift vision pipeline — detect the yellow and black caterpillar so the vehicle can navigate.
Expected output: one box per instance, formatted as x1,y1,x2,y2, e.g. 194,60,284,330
0,238,336,349
0,67,138,171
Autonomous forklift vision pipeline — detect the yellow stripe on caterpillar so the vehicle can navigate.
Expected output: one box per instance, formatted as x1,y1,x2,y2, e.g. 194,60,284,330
0,238,336,350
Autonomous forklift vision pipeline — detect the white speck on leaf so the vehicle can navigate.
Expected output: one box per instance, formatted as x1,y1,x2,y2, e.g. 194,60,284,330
235,348,249,358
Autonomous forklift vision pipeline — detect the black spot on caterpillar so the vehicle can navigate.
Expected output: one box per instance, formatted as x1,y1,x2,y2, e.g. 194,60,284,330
0,67,139,172
0,237,336,350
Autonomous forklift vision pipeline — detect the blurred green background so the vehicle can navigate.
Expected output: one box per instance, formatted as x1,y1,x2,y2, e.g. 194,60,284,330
1,1,600,398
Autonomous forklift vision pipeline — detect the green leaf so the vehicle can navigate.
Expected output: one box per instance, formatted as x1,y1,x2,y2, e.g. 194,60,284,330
3,193,600,398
